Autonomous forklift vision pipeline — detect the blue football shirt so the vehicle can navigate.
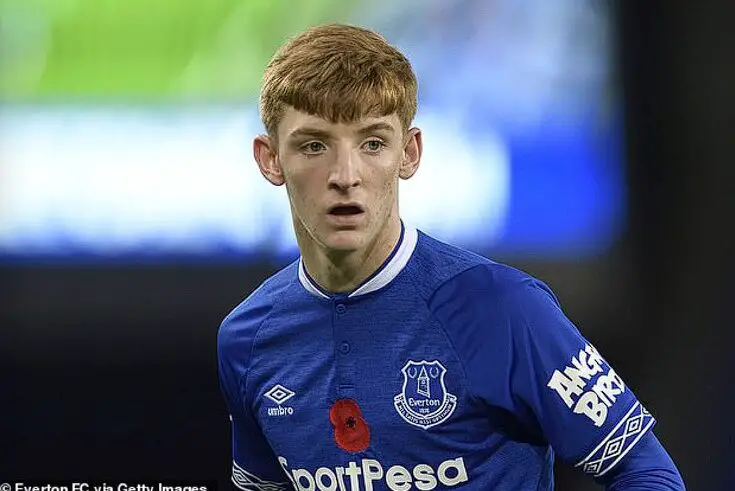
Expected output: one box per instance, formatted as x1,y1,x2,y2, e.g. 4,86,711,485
217,223,655,491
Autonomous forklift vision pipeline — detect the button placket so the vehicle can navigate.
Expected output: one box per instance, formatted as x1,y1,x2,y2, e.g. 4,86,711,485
333,299,354,397
335,302,350,356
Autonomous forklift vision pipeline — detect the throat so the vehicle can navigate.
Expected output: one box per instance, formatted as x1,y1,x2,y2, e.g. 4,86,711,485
305,232,400,294
298,217,403,295
314,252,374,293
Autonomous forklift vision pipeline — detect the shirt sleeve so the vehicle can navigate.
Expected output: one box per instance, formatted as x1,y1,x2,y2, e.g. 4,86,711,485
596,431,685,490
502,280,657,475
430,265,658,478
218,316,291,491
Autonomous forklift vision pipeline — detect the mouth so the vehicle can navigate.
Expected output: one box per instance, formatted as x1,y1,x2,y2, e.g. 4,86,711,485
328,203,365,216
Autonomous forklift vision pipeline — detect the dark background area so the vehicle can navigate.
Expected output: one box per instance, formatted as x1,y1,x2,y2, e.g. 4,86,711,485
2,1,733,489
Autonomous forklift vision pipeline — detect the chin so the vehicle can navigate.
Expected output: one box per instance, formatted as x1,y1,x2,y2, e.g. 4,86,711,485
321,229,366,252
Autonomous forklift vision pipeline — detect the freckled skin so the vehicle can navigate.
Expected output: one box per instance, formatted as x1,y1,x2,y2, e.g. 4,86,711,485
254,107,423,293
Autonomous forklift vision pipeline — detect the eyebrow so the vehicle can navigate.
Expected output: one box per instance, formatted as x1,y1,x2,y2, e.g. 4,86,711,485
287,127,332,141
355,122,396,137
287,122,397,141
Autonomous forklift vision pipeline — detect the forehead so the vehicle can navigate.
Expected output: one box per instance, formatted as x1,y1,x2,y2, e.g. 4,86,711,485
278,107,401,140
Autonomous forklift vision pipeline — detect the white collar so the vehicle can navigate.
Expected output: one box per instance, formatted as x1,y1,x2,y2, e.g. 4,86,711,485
298,225,418,299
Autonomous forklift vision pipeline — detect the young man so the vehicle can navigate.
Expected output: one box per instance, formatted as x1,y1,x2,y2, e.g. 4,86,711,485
218,24,685,491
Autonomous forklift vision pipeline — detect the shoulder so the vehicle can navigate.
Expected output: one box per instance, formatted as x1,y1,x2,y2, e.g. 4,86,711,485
217,260,299,361
412,232,567,350
410,230,556,307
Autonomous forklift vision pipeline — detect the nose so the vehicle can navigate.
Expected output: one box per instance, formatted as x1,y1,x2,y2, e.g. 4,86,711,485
328,147,361,190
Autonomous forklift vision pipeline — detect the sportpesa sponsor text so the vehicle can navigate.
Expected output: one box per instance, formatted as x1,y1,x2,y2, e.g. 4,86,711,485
278,456,468,491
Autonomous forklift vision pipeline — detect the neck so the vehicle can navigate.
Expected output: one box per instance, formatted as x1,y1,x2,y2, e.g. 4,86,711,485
299,217,402,294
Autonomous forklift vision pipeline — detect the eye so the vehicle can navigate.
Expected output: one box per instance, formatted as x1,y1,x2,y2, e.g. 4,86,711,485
363,139,386,153
301,141,326,154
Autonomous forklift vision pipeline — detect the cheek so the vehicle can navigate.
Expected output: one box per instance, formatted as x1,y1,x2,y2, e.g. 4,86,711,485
375,160,401,200
285,170,320,207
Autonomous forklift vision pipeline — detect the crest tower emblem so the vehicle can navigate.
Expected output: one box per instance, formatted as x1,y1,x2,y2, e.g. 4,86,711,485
394,360,457,429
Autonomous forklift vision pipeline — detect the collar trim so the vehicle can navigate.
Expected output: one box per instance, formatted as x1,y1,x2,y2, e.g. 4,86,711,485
298,224,418,299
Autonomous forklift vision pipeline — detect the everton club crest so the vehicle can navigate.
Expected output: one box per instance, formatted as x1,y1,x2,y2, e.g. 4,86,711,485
394,360,457,429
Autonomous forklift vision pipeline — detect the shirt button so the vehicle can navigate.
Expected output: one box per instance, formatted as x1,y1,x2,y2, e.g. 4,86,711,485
339,341,351,354
336,304,347,314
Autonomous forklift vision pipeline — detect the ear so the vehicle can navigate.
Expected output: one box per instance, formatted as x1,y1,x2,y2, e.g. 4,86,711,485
254,134,285,186
399,127,423,180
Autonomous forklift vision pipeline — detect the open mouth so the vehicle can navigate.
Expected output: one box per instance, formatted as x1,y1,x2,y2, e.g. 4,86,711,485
328,204,364,216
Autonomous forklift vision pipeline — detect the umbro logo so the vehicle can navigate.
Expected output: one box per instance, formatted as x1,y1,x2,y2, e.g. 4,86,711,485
265,384,295,404
265,384,295,416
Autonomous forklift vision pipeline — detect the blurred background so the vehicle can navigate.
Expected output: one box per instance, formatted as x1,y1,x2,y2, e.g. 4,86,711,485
1,0,732,489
